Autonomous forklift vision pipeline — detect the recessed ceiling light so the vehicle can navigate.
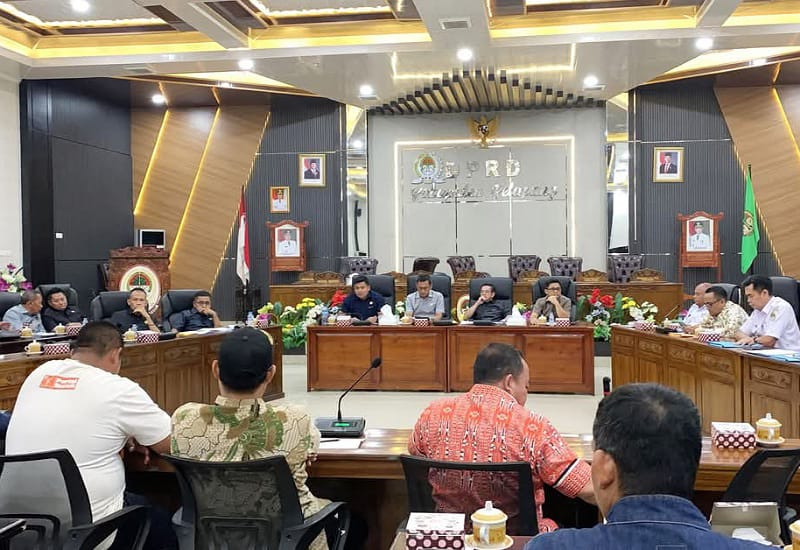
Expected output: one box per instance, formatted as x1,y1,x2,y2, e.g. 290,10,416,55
219,81,233,88
457,48,473,62
70,0,90,13
695,37,713,51
751,58,768,66
238,58,254,71
351,139,364,149
583,75,599,88
359,84,374,97
151,94,165,105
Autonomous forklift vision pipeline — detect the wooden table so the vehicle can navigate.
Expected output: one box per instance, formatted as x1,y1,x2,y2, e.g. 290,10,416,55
611,326,800,437
390,532,532,550
306,324,594,394
0,326,284,413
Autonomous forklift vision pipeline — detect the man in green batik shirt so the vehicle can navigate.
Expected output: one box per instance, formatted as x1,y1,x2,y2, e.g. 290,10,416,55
170,328,330,550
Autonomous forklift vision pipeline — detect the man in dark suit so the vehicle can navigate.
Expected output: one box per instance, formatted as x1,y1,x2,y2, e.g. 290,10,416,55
304,159,320,180
659,153,677,174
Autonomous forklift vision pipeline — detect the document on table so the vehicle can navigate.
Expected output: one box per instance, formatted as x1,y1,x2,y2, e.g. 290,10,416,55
319,438,365,450
746,348,800,357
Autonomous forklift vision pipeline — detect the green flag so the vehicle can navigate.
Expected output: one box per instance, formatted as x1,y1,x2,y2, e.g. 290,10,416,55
740,166,760,273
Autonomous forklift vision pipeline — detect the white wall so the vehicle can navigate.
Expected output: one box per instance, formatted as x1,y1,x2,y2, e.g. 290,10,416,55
0,76,21,269
368,109,607,274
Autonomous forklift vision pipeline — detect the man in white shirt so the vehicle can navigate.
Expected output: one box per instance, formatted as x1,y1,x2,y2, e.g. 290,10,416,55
688,222,711,251
277,229,298,256
683,282,711,325
6,321,175,549
735,275,800,351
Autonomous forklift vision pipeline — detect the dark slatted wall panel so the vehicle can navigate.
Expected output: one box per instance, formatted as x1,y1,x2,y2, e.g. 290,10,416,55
630,79,779,295
213,95,346,319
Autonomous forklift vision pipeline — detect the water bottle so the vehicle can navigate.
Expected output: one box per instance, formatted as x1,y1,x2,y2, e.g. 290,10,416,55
131,324,138,332
246,311,255,326
81,317,88,326
321,304,329,325
547,311,555,325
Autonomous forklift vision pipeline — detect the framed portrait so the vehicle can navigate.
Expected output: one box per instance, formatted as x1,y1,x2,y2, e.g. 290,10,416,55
267,219,308,272
274,224,300,257
653,146,684,183
270,186,290,213
299,154,325,187
685,216,713,252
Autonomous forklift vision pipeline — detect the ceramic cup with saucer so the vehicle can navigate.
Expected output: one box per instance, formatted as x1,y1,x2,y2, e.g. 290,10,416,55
471,501,508,549
465,534,513,550
24,340,43,355
20,327,34,338
53,323,67,335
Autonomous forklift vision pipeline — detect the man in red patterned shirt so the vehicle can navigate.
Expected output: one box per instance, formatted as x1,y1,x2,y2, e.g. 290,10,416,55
409,343,595,532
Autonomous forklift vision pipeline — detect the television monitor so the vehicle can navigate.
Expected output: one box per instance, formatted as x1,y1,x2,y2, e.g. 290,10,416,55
138,229,165,249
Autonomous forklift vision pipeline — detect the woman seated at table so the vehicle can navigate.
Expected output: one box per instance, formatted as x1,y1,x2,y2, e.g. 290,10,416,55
41,287,83,331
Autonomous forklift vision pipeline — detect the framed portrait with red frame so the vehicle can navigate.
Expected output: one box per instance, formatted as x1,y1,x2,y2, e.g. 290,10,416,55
677,211,723,282
267,220,309,272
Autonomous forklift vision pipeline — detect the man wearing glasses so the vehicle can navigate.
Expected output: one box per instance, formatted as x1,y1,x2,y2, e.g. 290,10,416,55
169,290,222,332
685,285,747,339
735,275,800,351
530,279,571,323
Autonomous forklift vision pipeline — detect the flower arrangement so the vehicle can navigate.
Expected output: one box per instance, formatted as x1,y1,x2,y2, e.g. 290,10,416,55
395,301,405,317
628,300,658,322
0,263,32,293
257,291,350,350
576,290,632,340
513,302,532,323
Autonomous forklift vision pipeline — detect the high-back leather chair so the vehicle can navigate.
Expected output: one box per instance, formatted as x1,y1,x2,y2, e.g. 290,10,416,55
547,256,583,280
468,277,513,314
713,283,742,307
160,290,203,332
407,274,452,318
412,257,440,273
339,257,378,276
366,275,396,310
37,284,80,308
508,255,542,282
447,256,476,278
608,254,644,283
770,276,800,319
0,292,21,320
532,276,578,319
89,291,129,322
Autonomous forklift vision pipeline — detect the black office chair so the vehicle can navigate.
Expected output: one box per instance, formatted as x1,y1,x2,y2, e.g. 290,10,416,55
0,293,21,320
37,284,80,308
769,276,800,320
366,275,396,311
407,274,452,318
89,291,130,322
400,455,538,536
532,276,578,320
468,277,513,318
0,449,150,550
714,283,741,307
720,448,800,544
160,290,202,332
164,454,350,550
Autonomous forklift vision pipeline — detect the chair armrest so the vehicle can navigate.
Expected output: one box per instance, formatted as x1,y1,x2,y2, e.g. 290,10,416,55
281,502,350,550
64,505,150,550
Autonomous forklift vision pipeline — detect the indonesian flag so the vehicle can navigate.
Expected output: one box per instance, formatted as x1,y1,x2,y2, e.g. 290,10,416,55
235,187,250,285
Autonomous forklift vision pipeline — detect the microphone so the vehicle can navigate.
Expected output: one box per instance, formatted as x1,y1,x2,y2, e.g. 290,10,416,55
338,357,381,422
315,357,382,438
661,304,681,322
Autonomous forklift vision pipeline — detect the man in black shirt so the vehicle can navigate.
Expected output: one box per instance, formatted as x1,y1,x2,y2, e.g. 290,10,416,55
463,283,510,322
170,290,222,332
108,288,159,332
41,287,84,331
341,275,384,323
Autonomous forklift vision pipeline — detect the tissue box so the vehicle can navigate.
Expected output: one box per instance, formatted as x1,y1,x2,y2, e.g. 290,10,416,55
335,317,352,327
406,513,464,550
711,502,782,545
711,422,756,449
136,331,160,344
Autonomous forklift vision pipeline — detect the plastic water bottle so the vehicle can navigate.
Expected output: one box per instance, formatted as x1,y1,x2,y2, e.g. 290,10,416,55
131,324,138,332
321,304,329,325
246,311,255,326
547,312,555,325
81,317,88,326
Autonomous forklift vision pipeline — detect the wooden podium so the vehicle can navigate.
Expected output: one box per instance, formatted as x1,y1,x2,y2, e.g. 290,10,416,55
107,247,170,308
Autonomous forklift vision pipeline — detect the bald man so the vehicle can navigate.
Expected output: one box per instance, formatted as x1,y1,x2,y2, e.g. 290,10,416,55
683,283,711,326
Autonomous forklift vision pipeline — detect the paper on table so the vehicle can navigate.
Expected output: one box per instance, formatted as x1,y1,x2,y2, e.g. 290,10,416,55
746,349,800,357
319,439,364,450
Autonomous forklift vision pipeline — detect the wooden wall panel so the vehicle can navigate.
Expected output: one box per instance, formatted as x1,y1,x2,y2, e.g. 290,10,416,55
133,108,215,251
776,86,800,158
131,108,165,207
714,86,800,278
170,105,269,290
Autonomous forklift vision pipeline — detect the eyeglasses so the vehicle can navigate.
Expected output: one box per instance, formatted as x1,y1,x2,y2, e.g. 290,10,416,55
545,287,561,292
702,299,722,307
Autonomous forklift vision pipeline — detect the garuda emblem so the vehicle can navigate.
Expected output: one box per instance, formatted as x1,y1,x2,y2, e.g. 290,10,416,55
469,115,498,148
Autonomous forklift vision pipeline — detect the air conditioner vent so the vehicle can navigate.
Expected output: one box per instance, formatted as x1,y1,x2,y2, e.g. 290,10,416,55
439,17,471,30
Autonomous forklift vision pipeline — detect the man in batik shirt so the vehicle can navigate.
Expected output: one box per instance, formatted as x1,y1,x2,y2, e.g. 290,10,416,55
409,343,595,533
687,285,748,339
170,328,330,550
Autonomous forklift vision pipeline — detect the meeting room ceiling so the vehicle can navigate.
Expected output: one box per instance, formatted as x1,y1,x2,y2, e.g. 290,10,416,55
0,0,799,108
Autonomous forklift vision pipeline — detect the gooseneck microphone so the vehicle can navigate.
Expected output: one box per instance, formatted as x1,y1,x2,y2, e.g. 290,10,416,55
315,357,382,438
338,357,382,422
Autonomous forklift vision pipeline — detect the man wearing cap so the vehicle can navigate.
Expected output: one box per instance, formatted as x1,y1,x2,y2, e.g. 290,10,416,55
170,328,332,550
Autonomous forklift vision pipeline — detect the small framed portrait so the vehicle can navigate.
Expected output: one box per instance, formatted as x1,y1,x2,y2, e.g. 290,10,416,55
653,147,684,183
686,216,713,252
270,186,290,213
274,224,300,257
299,154,325,187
